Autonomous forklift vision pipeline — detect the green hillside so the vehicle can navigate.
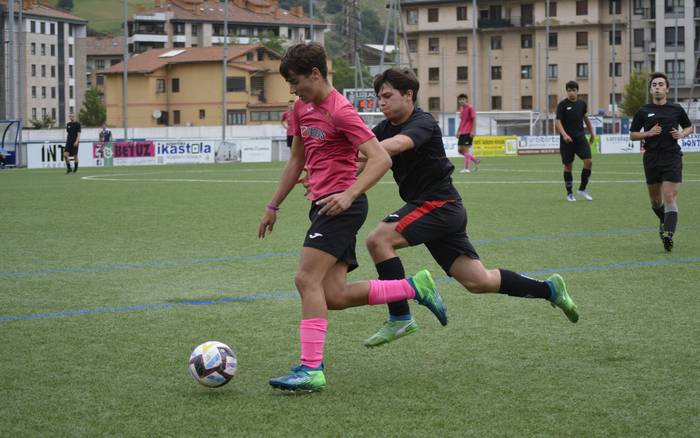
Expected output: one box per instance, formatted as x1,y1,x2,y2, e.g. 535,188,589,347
48,0,154,34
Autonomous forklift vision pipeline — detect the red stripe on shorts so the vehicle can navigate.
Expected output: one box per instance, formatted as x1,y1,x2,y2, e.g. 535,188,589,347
396,200,451,234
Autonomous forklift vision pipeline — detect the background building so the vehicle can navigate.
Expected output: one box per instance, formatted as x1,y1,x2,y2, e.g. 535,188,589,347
1,0,87,126
85,36,125,98
101,44,299,127
128,0,327,54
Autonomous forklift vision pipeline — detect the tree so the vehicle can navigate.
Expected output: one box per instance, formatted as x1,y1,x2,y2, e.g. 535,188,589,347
620,69,649,117
79,87,107,127
30,115,55,129
259,31,284,56
57,0,74,11
331,56,373,93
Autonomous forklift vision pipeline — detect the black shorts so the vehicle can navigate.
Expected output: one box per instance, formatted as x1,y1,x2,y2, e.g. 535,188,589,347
458,134,473,147
303,193,368,272
383,199,479,275
643,152,683,184
560,135,591,164
286,135,294,148
65,143,78,157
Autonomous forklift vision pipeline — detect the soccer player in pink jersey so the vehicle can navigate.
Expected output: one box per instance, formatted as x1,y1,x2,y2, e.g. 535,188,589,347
457,94,479,173
280,100,295,148
258,43,448,392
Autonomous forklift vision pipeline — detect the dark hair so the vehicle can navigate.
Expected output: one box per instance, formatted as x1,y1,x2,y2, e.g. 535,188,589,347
458,94,468,100
649,71,669,88
279,42,327,79
373,68,419,102
565,81,579,91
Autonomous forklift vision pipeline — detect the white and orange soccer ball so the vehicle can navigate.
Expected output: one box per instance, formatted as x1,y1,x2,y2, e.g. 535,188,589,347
188,341,237,387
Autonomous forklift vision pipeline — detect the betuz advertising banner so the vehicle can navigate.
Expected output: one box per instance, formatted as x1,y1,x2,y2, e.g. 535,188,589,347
112,141,157,165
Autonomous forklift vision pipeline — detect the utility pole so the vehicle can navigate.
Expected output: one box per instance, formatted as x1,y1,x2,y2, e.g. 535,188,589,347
309,0,313,41
472,0,477,111
545,0,550,137
123,0,129,141
222,0,228,142
673,0,679,102
612,1,617,133
8,0,15,120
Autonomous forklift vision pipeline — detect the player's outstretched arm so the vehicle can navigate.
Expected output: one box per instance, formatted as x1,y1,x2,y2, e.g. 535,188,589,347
317,137,391,216
258,136,305,238
379,134,415,157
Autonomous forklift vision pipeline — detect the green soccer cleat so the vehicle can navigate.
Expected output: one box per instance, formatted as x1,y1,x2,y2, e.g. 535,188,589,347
364,318,419,348
269,364,326,392
409,270,448,326
547,274,579,323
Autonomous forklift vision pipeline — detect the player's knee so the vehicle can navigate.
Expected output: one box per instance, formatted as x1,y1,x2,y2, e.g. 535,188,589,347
294,271,317,294
365,230,390,256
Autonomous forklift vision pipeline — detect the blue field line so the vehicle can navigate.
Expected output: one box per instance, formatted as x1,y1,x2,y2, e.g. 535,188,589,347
1,257,699,324
3,225,698,279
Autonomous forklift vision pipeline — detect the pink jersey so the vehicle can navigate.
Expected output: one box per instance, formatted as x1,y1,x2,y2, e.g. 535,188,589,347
457,104,476,135
293,89,375,201
281,110,295,136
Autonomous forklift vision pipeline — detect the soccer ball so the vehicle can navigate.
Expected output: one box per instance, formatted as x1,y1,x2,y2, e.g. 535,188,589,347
188,341,237,387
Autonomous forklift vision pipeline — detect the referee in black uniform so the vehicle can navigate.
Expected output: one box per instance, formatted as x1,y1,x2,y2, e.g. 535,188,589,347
64,112,81,174
555,81,595,202
630,72,693,252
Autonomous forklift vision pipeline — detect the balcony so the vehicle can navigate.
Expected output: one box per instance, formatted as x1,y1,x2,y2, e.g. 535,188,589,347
695,7,700,18
641,7,655,20
478,18,513,29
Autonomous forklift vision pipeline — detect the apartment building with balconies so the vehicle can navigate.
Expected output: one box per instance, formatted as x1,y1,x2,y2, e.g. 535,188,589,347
127,0,327,55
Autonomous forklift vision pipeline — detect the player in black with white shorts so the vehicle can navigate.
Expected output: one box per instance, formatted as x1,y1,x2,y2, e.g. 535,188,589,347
64,112,81,174
555,81,595,202
630,72,693,252
362,68,580,348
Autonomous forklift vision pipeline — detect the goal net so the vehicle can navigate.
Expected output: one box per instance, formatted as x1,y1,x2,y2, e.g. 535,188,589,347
0,120,21,167
215,140,241,163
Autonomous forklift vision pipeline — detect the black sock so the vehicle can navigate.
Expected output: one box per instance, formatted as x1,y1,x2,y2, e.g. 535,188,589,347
663,209,678,235
66,161,71,171
498,269,551,300
564,171,573,194
652,204,665,223
376,257,410,317
579,168,591,191
73,163,79,172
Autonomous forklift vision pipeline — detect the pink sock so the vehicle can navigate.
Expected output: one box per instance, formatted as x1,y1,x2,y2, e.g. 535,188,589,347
463,153,470,169
367,279,416,305
300,318,327,369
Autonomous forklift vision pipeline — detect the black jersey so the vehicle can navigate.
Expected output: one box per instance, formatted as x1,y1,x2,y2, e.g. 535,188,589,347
630,102,691,154
66,121,81,145
372,108,460,202
556,99,587,137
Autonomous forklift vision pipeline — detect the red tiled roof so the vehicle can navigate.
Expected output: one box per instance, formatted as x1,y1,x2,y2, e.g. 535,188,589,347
101,44,274,74
0,1,87,22
86,36,126,56
135,0,325,27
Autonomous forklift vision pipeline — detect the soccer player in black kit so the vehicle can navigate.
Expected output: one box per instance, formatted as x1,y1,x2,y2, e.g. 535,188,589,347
555,81,595,202
64,112,81,174
630,72,693,252
362,68,579,348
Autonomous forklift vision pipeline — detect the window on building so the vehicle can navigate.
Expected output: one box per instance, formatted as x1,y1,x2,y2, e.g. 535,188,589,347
51,45,55,56
548,94,558,110
521,4,534,25
547,64,558,79
609,93,621,105
665,26,685,47
173,110,181,125
50,23,55,35
41,44,46,56
246,52,254,61
549,1,557,16
408,39,417,53
96,76,104,86
31,43,36,55
69,106,74,114
31,86,37,98
41,65,46,77
174,22,185,35
32,108,37,119
521,65,532,79
30,21,35,33
69,86,74,99
633,61,645,73
609,62,622,77
666,59,685,80
491,36,502,49
609,0,622,14
251,76,265,98
69,25,73,36
491,66,502,80
226,110,246,125
609,30,622,45
157,111,169,125
31,64,36,77
429,67,440,81
633,29,645,47
428,8,439,22
40,22,45,33
521,95,533,110
521,34,533,48
457,66,468,81
491,96,502,110
549,32,558,48
172,78,180,93
42,108,47,117
577,63,589,78
226,77,246,92
428,97,441,111
173,42,185,48
407,10,418,25
457,36,468,52
69,65,73,78
633,0,644,13
428,37,440,52
51,66,55,77
52,108,56,120
51,87,56,98
576,32,588,47
156,79,165,93
576,0,588,15
456,6,467,21
96,59,106,70
257,49,265,61
199,109,206,119
41,87,46,98
69,45,73,58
